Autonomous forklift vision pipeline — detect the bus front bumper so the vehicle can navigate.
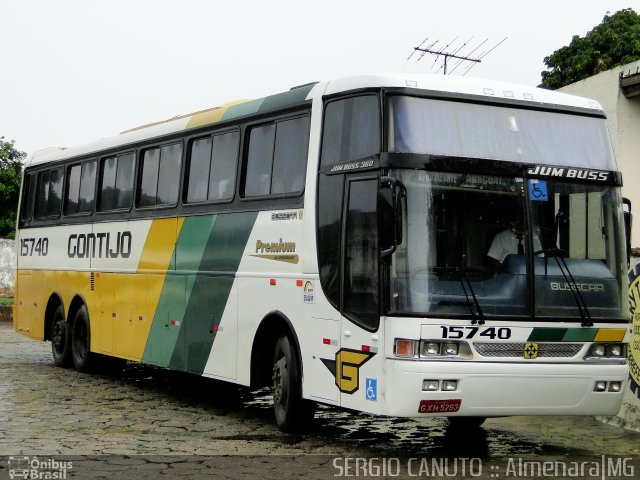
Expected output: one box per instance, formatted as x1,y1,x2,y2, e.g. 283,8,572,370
384,358,628,417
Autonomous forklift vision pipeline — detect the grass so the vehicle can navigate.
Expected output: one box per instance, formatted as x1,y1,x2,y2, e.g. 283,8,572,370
0,296,13,306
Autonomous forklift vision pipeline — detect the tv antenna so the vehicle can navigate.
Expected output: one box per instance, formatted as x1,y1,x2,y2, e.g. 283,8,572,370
408,36,507,75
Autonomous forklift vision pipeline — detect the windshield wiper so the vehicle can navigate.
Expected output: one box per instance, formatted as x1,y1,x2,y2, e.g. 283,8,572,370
457,267,485,325
537,249,593,327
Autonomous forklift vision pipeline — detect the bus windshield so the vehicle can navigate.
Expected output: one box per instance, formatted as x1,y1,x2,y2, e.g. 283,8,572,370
388,96,616,171
389,170,628,321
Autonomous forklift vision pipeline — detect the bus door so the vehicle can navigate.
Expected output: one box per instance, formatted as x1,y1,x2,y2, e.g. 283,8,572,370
338,176,384,414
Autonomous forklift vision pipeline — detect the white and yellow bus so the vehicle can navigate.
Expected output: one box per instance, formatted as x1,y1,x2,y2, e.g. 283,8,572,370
14,74,631,431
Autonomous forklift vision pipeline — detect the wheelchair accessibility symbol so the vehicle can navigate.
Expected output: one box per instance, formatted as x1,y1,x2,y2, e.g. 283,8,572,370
365,378,377,401
528,179,548,201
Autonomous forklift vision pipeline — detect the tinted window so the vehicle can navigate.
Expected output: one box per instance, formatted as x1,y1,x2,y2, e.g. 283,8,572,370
209,131,238,201
344,179,379,329
138,143,182,207
186,137,212,203
99,153,134,211
243,116,309,197
245,124,275,197
272,116,310,194
35,168,63,219
65,161,96,215
320,96,380,167
20,173,36,221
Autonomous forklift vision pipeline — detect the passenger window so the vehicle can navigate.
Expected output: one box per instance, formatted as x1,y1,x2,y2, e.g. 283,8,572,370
99,153,134,211
64,160,96,215
138,143,182,208
20,173,36,222
186,131,238,203
243,115,309,197
34,167,63,219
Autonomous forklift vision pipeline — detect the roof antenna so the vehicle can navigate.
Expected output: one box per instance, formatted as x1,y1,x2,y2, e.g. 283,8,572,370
408,36,507,75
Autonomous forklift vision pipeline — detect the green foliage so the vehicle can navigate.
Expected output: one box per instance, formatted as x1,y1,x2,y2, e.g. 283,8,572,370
540,8,640,89
0,138,26,238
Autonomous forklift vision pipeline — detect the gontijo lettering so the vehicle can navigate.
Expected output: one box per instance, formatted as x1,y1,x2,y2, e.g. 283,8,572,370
68,231,132,258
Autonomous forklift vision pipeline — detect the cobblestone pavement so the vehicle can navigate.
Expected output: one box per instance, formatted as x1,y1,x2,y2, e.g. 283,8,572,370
1,321,639,479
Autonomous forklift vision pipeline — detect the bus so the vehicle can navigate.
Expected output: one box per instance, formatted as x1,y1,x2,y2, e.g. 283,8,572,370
14,74,631,431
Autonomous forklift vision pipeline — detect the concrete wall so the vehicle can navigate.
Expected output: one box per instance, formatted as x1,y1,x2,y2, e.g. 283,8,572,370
0,238,15,295
560,60,640,250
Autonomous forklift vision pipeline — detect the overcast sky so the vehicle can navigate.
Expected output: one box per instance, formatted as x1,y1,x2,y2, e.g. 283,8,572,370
1,0,636,156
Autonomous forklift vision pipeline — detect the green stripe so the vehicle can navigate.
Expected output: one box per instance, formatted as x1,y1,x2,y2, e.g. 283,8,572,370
142,215,216,367
527,328,567,342
562,328,598,342
170,211,258,374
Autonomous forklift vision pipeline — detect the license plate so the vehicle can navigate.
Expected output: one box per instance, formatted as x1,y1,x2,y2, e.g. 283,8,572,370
418,399,461,413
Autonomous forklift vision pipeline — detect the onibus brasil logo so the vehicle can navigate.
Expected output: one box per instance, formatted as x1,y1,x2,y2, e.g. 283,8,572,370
7,456,72,479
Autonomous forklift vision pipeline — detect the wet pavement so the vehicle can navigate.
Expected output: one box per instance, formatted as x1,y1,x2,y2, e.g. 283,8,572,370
1,321,639,479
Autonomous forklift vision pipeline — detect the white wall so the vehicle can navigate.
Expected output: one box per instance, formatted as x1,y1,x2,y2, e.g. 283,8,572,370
560,60,640,249
0,239,15,295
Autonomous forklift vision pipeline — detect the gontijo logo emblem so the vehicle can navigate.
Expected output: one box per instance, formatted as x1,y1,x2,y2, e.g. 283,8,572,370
321,348,375,393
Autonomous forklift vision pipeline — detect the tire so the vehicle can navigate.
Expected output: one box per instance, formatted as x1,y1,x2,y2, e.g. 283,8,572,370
272,335,315,432
71,305,96,373
51,305,72,368
447,416,487,428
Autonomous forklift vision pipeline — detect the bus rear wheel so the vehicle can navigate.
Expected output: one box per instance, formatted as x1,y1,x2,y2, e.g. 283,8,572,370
272,335,315,432
71,305,96,373
51,305,72,368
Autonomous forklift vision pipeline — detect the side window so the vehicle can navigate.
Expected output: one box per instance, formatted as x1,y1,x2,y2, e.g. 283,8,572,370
320,95,380,167
64,160,96,215
185,130,239,203
20,173,36,222
243,115,310,197
99,153,135,211
138,143,182,208
34,167,63,219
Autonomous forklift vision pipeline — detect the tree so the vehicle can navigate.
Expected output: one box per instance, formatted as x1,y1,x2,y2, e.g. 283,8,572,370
0,138,26,238
540,8,640,89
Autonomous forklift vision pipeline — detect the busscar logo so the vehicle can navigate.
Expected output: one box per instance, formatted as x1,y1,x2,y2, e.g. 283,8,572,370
321,348,375,394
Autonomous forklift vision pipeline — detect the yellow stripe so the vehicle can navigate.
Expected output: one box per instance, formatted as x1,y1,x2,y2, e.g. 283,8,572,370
594,329,626,342
137,217,185,272
186,99,250,129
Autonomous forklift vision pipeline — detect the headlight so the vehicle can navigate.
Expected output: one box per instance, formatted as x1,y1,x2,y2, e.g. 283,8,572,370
441,342,459,356
585,343,627,360
421,342,441,356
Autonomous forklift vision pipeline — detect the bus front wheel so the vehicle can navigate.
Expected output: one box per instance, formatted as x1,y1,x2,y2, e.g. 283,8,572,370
71,305,95,373
272,335,315,432
51,305,72,368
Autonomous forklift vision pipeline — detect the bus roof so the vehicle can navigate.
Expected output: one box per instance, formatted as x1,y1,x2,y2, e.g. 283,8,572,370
26,73,604,167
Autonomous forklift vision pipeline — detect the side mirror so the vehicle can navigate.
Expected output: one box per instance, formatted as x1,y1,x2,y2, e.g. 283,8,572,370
379,176,405,257
623,197,632,265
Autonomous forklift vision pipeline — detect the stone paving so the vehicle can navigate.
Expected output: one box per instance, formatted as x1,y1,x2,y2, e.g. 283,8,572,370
1,320,640,479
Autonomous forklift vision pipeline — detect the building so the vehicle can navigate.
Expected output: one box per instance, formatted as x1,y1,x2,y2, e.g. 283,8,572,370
560,60,640,428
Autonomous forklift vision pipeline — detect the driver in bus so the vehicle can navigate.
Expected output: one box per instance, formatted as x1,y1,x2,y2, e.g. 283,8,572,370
486,212,542,271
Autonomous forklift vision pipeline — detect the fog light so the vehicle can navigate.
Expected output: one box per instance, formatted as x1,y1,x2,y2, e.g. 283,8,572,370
395,339,417,358
608,381,622,392
422,342,440,356
423,380,439,391
594,381,607,392
606,345,624,357
591,344,606,357
442,380,458,391
442,342,459,356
